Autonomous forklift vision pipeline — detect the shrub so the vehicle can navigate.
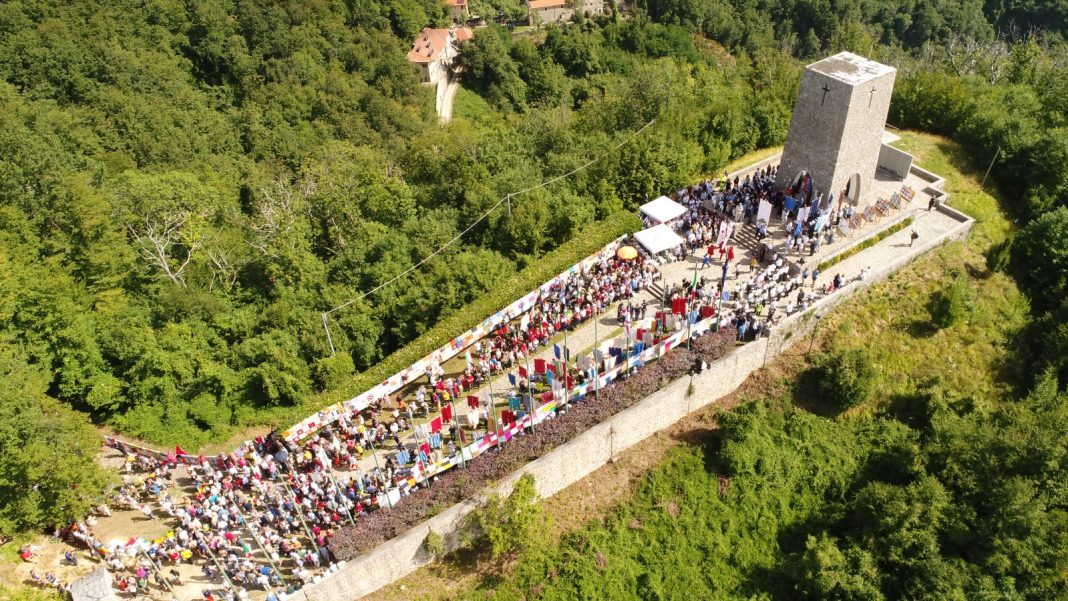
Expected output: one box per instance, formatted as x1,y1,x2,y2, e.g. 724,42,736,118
985,234,1013,273
424,530,445,557
817,218,912,272
928,273,974,329
466,474,546,559
814,350,878,409
312,353,356,392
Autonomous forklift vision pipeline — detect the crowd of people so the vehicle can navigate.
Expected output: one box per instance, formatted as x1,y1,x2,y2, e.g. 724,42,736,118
44,160,906,600
58,250,665,599
42,441,355,600
648,164,875,348
305,250,664,481
461,253,658,382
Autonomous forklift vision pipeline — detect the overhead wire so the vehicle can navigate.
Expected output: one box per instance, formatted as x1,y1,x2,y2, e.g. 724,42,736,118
323,117,657,318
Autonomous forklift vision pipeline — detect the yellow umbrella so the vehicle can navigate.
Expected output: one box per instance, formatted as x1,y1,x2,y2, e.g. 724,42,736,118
616,246,638,260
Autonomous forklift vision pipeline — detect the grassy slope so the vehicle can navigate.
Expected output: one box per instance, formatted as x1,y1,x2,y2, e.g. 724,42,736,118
819,132,1025,407
362,131,1026,600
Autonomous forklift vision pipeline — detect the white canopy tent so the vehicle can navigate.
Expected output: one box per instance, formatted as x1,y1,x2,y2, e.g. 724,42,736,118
640,196,687,223
633,224,685,255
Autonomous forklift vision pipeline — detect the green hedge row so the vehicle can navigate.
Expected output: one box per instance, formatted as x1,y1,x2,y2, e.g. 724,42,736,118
817,217,913,273
309,211,642,416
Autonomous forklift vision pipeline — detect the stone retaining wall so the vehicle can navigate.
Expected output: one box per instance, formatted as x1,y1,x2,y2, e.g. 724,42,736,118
291,207,975,601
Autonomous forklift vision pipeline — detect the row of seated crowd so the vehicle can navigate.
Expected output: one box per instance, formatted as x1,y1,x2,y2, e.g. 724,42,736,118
58,161,894,600
48,443,348,601
70,247,673,599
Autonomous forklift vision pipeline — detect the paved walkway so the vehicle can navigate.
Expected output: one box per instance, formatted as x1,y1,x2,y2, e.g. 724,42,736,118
809,206,961,290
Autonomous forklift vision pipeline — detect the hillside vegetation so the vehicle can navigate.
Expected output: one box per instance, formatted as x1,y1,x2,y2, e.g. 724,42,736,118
1,0,1067,552
0,1,803,454
445,133,1066,601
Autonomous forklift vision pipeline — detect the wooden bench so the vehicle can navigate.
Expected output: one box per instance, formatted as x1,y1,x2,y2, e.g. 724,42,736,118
849,212,862,229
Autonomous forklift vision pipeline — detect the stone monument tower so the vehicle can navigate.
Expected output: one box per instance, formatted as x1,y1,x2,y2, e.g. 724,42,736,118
776,52,897,207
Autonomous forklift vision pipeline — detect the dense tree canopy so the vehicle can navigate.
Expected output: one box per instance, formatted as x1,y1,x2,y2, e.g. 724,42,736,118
0,346,110,534
1,0,1067,541
467,379,1068,600
0,0,819,453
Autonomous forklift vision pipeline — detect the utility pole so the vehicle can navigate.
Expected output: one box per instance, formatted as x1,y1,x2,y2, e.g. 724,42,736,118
563,323,569,406
807,313,823,356
139,545,176,596
487,373,501,452
368,440,393,509
593,306,600,398
450,398,466,467
981,146,1001,189
280,477,318,550
231,502,288,583
687,249,699,350
525,352,536,432
321,313,336,356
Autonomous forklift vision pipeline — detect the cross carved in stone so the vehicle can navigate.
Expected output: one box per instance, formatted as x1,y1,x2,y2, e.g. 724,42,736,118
869,86,877,107
821,85,831,106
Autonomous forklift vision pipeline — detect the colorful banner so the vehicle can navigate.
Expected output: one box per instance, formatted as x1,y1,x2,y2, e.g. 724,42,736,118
103,246,729,532
281,235,628,444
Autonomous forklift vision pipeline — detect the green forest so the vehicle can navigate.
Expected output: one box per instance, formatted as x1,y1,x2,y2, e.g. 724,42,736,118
1,0,1068,576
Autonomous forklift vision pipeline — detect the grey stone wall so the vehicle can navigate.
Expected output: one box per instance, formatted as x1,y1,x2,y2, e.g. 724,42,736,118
878,143,914,180
292,213,974,601
776,58,896,207
832,68,896,205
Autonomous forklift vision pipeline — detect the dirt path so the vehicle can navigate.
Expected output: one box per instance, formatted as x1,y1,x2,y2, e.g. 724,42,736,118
438,78,459,124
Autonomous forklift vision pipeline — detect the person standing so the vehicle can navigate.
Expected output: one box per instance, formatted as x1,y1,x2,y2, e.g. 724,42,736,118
910,230,919,247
